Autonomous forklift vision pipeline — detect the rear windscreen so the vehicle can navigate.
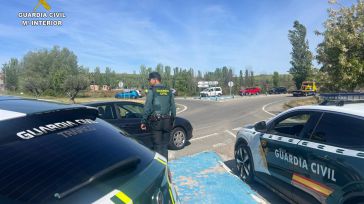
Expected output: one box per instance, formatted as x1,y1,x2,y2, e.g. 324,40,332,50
0,110,153,203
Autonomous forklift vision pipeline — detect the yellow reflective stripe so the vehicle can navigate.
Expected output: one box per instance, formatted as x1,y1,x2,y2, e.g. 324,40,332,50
168,186,175,204
115,191,133,204
156,158,167,166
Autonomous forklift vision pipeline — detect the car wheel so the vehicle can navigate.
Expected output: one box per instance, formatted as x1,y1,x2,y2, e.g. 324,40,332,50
169,127,186,150
235,143,254,183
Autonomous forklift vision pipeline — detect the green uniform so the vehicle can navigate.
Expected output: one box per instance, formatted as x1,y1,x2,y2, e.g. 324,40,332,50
142,84,176,159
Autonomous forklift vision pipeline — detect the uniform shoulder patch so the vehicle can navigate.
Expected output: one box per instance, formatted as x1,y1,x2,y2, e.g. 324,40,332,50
155,89,170,96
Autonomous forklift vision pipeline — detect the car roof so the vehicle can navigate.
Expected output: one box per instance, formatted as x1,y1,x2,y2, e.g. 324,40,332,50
289,104,364,117
83,100,143,105
0,96,95,121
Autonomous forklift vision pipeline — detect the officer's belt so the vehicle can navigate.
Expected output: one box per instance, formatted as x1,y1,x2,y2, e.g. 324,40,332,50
149,114,171,121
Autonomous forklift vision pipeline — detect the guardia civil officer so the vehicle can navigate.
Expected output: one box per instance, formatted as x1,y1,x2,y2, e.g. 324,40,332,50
141,72,176,160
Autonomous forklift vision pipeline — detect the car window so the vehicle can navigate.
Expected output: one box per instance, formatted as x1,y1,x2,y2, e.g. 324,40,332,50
269,113,311,138
310,113,364,148
95,105,116,119
117,104,144,118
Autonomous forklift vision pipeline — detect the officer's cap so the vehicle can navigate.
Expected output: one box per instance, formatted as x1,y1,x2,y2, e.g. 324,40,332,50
148,72,161,81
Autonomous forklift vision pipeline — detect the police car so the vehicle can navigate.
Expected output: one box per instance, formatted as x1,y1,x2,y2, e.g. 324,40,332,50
0,96,179,204
234,100,364,204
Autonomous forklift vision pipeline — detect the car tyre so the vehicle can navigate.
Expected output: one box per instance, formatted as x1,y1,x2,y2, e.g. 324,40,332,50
169,127,186,150
235,143,254,183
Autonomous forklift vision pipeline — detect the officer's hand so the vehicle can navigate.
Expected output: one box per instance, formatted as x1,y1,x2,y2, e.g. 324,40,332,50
141,123,147,131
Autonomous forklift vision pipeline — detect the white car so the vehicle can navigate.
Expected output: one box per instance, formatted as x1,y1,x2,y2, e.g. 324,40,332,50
200,87,222,97
235,101,364,204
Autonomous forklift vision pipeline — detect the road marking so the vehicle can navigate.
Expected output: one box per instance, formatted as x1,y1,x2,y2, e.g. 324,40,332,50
176,103,187,114
224,130,236,138
251,194,268,204
190,133,218,141
218,161,234,175
213,143,226,148
261,99,287,116
232,127,241,131
195,125,216,131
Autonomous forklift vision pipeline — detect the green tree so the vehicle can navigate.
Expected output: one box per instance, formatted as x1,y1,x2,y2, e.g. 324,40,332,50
22,46,78,95
244,69,249,87
23,76,49,97
239,70,243,88
288,21,313,89
63,75,90,103
93,67,103,86
273,71,279,87
250,71,255,86
2,58,21,91
316,0,364,91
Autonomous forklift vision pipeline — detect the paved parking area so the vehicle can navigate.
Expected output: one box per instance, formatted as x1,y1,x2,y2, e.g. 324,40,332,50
169,151,267,204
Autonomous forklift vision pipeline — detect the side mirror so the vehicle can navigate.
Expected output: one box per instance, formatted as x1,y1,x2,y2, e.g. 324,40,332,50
254,121,267,133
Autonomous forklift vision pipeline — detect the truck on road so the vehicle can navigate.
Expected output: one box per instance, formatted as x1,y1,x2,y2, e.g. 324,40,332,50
292,81,317,97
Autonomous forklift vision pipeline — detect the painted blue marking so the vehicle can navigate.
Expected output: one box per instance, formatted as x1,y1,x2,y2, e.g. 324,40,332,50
169,151,260,204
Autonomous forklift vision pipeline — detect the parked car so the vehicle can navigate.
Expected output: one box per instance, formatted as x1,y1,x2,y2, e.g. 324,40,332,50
0,96,179,204
239,87,261,95
84,101,193,150
115,90,141,99
234,97,364,204
268,87,288,94
200,87,223,97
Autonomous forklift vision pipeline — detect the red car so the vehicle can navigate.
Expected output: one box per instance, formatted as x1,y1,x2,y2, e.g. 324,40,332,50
240,87,261,95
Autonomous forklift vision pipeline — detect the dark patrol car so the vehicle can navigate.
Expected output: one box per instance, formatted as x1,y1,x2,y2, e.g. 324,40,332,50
235,102,364,204
0,96,179,204
83,101,193,150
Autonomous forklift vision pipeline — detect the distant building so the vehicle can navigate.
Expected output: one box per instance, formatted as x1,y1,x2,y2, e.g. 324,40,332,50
89,84,111,91
0,73,4,92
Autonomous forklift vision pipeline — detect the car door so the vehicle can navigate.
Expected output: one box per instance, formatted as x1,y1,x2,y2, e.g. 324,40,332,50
259,111,312,198
114,103,153,148
114,103,144,134
295,112,364,204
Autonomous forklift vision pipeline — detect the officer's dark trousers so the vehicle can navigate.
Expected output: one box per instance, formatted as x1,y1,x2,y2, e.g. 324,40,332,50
150,118,172,160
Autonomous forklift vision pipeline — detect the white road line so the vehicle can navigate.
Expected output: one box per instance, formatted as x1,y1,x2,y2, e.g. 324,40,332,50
261,99,287,116
176,103,187,114
213,143,226,148
190,133,219,142
218,161,234,175
251,194,268,204
224,130,236,138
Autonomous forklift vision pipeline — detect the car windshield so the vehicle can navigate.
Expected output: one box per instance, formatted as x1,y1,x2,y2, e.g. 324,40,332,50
0,113,153,203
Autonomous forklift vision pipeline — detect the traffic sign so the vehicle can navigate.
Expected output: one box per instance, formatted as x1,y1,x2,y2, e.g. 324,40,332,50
118,81,124,88
208,81,218,86
228,81,234,87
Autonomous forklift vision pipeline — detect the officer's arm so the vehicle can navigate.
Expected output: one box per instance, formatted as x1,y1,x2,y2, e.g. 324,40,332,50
170,93,176,118
141,90,153,124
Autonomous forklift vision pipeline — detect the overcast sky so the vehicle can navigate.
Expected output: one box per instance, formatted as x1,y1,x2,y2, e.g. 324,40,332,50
0,0,357,74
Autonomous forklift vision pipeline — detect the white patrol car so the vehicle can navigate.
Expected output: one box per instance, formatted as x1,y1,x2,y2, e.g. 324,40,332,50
234,101,364,204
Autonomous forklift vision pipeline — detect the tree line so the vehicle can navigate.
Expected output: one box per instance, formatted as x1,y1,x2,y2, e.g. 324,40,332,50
1,48,292,100
289,0,363,92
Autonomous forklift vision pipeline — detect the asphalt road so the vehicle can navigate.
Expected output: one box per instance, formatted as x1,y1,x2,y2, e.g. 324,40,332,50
170,94,295,204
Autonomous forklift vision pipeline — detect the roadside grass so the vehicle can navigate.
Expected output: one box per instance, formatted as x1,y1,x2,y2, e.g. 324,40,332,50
283,96,320,110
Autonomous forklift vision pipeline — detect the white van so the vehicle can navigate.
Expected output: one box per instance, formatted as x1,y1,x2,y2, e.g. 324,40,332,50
200,87,223,97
